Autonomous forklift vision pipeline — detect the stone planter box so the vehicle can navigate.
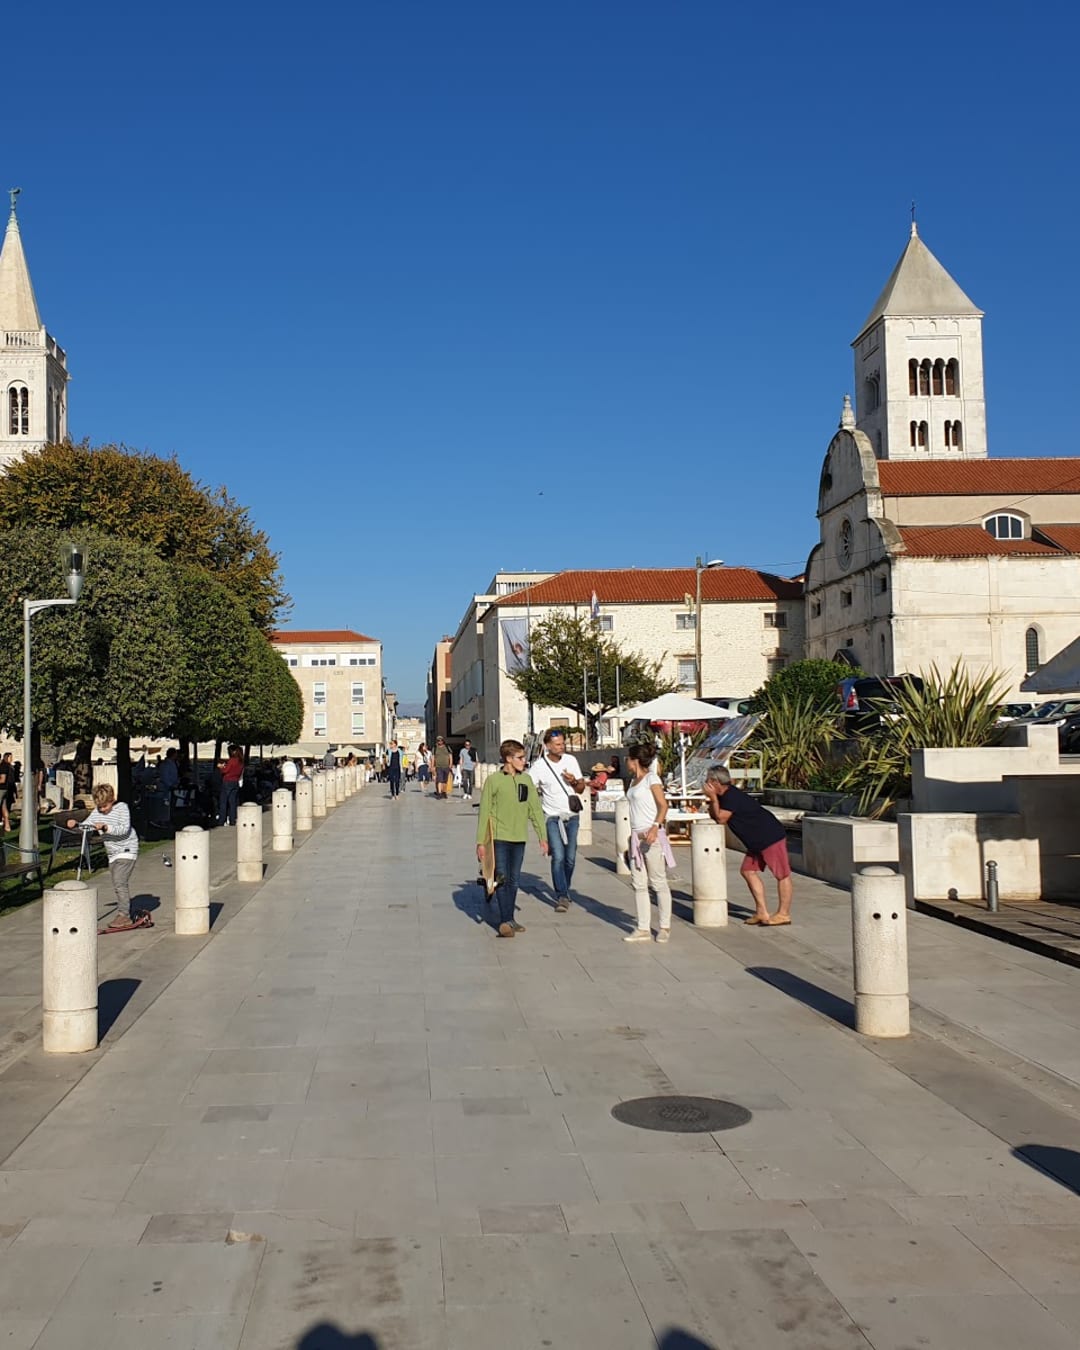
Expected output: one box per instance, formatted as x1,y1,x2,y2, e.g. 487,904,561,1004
763,788,910,820
801,815,899,887
898,811,1041,907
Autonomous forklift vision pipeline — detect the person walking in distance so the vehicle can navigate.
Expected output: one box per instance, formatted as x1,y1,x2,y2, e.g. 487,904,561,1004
67,784,147,931
458,739,477,801
0,752,13,833
703,765,792,925
623,742,674,943
476,739,549,938
218,744,245,826
416,743,430,789
527,728,587,914
386,740,403,799
433,737,453,799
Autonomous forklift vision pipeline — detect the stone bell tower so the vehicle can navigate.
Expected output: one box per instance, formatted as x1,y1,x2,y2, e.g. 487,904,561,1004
0,189,69,468
851,222,987,461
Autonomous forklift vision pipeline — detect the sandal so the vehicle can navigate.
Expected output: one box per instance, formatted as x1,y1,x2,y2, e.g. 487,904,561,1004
766,915,792,926
744,915,769,925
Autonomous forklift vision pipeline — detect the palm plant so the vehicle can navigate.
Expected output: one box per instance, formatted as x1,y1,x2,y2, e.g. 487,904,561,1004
838,662,1008,817
749,691,841,790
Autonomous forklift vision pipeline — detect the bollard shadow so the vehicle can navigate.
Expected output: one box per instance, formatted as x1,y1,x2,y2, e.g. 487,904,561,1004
745,966,855,1029
132,892,161,914
296,1325,379,1349
1013,1144,1080,1196
98,978,140,1039
209,901,224,928
658,1332,717,1350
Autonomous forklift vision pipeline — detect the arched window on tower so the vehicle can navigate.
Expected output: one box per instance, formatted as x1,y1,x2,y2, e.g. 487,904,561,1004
909,421,918,449
879,633,887,672
864,375,880,412
917,420,928,448
918,360,931,396
908,359,918,395
943,419,963,449
945,359,959,395
932,360,944,396
1025,627,1041,676
8,385,29,437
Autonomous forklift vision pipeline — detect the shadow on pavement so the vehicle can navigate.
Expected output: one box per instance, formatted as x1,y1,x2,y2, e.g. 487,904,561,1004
451,881,494,929
1013,1144,1080,1196
658,1331,717,1349
296,1326,378,1349
745,966,855,1029
97,977,140,1039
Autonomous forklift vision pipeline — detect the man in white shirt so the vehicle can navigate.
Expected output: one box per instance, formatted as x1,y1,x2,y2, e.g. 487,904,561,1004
280,757,299,795
527,729,587,912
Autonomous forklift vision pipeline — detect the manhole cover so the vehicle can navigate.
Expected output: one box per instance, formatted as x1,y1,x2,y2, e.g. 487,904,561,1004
611,1096,752,1133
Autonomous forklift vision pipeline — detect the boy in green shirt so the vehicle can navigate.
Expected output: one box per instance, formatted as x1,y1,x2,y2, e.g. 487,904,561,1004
476,739,549,937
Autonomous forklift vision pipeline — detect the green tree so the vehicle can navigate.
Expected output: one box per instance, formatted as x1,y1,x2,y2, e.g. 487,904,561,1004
509,611,673,744
0,442,289,630
0,528,183,800
748,658,864,712
233,632,303,747
172,564,263,745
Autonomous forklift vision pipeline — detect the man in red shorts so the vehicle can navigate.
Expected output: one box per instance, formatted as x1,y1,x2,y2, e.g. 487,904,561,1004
703,765,792,926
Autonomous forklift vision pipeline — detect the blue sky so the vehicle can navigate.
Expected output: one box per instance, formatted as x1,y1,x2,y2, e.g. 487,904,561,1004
8,1,1079,706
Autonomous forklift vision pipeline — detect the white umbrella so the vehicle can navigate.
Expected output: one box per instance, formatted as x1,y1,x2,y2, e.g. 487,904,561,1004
614,693,731,794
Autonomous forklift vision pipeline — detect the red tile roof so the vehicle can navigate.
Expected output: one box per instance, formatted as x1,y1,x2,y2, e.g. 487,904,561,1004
897,526,1063,558
493,568,802,606
271,629,379,644
878,458,1080,496
1037,524,1080,552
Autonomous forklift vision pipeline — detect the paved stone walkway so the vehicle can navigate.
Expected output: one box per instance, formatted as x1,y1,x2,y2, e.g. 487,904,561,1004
2,782,1080,1348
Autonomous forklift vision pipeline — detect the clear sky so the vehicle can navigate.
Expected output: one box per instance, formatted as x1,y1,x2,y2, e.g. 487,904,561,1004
8,1,1079,706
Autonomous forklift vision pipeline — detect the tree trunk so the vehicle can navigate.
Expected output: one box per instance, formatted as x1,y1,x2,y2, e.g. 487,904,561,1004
74,740,93,796
116,735,133,806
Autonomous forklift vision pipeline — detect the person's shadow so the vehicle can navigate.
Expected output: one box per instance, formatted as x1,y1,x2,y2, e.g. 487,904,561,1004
296,1327,378,1350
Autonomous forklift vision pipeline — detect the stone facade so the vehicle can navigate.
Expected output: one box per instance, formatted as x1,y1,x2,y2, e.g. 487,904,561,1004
448,569,804,759
806,228,1080,697
270,629,384,757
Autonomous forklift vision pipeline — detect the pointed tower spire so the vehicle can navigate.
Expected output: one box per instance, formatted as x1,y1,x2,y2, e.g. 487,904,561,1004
0,188,43,331
840,394,856,430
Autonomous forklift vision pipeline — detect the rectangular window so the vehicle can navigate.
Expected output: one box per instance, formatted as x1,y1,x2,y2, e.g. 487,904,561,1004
595,614,614,632
313,681,327,706
346,655,377,666
675,613,696,631
281,654,298,666
677,657,697,689
876,575,888,594
351,712,366,737
313,712,327,736
351,681,365,705
840,590,853,608
306,656,337,667
764,613,787,629
811,600,822,618
767,657,787,678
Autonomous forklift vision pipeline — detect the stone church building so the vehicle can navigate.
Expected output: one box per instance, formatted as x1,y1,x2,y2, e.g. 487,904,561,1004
805,224,1080,697
0,192,69,467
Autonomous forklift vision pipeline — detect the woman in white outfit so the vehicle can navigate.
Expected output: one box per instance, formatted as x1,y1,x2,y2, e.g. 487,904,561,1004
623,742,673,944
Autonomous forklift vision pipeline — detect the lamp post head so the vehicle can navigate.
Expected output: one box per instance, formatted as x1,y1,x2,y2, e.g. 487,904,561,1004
61,542,86,601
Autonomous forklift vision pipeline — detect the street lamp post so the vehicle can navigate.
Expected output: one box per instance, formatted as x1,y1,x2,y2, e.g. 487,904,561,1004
694,557,724,700
20,544,86,854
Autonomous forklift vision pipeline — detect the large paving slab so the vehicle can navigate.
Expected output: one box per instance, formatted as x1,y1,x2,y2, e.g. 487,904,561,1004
0,778,1079,1347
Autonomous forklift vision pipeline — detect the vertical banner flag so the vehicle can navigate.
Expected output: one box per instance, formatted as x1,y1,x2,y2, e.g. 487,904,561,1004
501,618,530,673
590,590,600,622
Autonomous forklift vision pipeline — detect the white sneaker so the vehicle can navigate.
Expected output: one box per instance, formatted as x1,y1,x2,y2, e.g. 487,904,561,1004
623,929,652,942
655,928,671,944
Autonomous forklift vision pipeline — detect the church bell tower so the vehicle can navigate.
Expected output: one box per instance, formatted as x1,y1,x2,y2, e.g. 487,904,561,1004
0,189,69,468
852,223,986,461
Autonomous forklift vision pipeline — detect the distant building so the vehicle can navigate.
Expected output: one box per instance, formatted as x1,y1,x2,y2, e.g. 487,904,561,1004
270,629,385,757
448,569,803,758
425,637,454,749
806,224,1080,696
0,193,69,466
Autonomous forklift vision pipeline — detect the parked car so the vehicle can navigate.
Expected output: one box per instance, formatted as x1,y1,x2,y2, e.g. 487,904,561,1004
1058,712,1080,755
837,674,925,734
997,702,1035,722
1016,700,1080,728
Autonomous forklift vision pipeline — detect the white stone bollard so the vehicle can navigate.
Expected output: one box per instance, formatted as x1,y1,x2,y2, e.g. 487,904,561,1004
236,802,264,882
615,799,631,876
295,778,313,832
174,825,210,935
851,866,910,1037
333,768,344,804
577,788,593,846
43,880,98,1053
690,819,728,926
312,773,327,817
272,787,293,852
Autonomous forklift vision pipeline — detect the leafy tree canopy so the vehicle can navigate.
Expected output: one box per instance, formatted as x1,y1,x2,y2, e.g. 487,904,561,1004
748,658,864,712
0,441,289,630
509,611,673,739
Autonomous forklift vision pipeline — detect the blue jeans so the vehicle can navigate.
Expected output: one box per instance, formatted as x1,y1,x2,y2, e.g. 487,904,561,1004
545,814,579,900
219,781,239,825
493,840,525,927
